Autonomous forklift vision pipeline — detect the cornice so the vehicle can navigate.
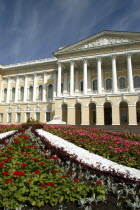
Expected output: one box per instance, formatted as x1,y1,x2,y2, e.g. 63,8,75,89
2,57,57,70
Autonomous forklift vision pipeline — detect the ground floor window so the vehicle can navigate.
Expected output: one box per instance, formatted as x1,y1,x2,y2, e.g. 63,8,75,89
16,113,21,123
0,113,3,123
7,113,12,123
36,112,40,121
26,113,30,122
46,112,50,122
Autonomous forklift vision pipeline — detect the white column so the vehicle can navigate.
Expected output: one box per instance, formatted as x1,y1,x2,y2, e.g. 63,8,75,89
15,76,19,102
6,77,10,103
75,70,79,93
97,57,102,94
70,61,74,95
24,76,28,103
53,72,57,98
87,69,91,92
112,55,118,93
43,73,47,102
33,73,37,102
57,63,62,96
83,59,88,95
63,72,67,94
127,53,134,92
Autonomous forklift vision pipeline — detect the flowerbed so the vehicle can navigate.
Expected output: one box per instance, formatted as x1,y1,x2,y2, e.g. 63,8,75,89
0,124,21,133
43,125,140,169
0,128,105,209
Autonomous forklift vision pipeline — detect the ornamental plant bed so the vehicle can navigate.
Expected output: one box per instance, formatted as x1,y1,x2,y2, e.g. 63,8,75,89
0,128,106,210
43,125,140,169
0,125,140,209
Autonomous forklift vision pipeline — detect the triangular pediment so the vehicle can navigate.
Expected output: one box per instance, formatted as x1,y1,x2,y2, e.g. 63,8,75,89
54,31,140,55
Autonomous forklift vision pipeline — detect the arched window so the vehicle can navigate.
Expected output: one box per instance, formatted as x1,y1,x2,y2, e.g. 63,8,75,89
29,86,33,100
12,87,15,101
106,78,112,90
93,79,97,91
119,77,126,89
48,84,53,98
20,87,24,101
4,88,7,101
80,81,83,92
134,76,140,88
61,83,63,93
38,85,43,100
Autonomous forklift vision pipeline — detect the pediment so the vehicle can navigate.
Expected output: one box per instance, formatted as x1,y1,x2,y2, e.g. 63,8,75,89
54,31,140,55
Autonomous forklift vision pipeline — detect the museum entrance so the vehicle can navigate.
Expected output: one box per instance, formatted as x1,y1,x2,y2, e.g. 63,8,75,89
119,101,128,125
89,102,96,125
104,102,112,125
75,103,81,125
62,103,67,124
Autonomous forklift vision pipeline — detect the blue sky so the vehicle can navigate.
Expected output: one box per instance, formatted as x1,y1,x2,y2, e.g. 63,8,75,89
0,0,140,65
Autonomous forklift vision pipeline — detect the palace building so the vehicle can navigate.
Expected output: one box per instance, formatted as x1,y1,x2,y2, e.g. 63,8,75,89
0,30,140,125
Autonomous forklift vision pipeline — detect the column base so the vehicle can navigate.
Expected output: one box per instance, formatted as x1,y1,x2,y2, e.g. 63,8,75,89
129,124,138,125
112,124,120,125
96,124,104,125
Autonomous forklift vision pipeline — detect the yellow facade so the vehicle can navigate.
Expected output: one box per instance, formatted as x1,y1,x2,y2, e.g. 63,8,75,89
0,31,140,125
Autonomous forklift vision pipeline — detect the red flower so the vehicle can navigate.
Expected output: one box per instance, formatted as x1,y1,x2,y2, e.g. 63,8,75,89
40,184,46,188
73,178,79,182
62,176,67,178
43,151,47,153
48,182,55,186
51,170,58,173
0,163,4,168
2,172,10,176
3,142,8,145
2,159,8,162
34,170,41,174
4,178,13,184
96,181,103,185
22,146,26,149
50,156,58,160
34,146,38,149
8,147,12,149
69,172,74,175
28,180,32,182
21,163,26,167
5,151,9,153
13,171,25,176
40,162,45,165
32,158,39,161
14,141,19,144
9,157,12,159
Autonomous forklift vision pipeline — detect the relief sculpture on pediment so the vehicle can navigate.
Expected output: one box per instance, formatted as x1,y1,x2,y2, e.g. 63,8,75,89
80,37,131,49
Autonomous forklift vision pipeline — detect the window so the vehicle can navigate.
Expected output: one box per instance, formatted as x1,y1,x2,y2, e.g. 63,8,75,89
12,87,15,101
29,86,33,100
36,112,40,121
134,76,140,88
0,113,3,123
93,79,97,91
38,85,43,100
48,84,53,98
20,87,24,101
4,88,7,101
7,113,12,123
119,77,126,89
16,113,21,123
120,110,128,124
46,112,50,122
106,78,112,90
61,83,63,93
80,81,83,92
26,113,30,122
